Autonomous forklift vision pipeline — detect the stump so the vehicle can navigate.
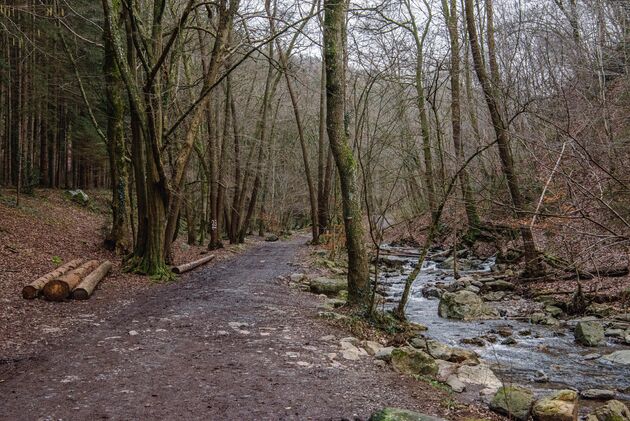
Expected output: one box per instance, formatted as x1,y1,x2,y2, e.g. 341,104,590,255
73,261,112,300
43,260,99,301
22,259,84,299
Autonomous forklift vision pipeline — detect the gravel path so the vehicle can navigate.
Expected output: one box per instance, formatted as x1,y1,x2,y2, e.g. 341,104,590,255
0,237,499,420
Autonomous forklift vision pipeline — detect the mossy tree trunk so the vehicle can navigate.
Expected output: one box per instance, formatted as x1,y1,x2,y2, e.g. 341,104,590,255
323,0,370,307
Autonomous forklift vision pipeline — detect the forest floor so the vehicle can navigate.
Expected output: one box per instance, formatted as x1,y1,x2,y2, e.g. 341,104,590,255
0,190,501,421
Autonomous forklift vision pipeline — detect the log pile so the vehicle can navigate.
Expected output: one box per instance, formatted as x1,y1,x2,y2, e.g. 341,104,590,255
22,259,112,301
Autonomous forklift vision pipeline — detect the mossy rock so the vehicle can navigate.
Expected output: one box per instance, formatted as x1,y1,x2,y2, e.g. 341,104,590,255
586,399,630,421
369,408,446,421
490,386,534,421
575,321,605,346
438,291,499,320
532,389,578,421
309,277,347,296
390,347,438,377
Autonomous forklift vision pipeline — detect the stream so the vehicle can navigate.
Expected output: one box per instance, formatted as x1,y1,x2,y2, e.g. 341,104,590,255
377,244,630,408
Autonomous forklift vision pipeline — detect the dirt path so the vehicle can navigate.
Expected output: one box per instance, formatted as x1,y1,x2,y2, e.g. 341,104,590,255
0,237,496,420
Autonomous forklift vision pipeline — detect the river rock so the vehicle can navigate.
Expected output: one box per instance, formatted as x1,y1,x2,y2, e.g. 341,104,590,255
368,408,447,421
545,305,564,317
585,400,630,421
580,389,616,400
489,386,535,421
483,291,508,301
410,338,452,361
601,350,630,365
484,280,515,292
446,375,465,393
438,290,499,320
531,312,560,326
532,389,578,421
456,363,501,391
575,321,605,346
422,286,442,300
390,347,438,377
309,277,347,296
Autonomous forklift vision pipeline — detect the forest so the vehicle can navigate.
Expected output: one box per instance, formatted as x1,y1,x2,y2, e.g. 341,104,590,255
1,0,630,420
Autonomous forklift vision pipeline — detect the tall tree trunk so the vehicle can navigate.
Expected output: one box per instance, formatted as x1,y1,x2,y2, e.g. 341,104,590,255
103,18,130,253
464,0,544,277
323,0,370,307
442,0,480,238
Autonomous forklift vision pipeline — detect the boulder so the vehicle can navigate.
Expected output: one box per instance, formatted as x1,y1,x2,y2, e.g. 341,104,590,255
575,321,605,346
65,189,89,205
438,290,499,320
375,347,395,361
532,389,578,421
364,341,383,356
390,347,438,377
490,386,535,421
435,360,457,382
456,363,501,392
446,375,465,393
586,400,630,421
369,408,447,421
309,277,347,296
265,234,279,242
422,286,442,300
545,305,564,317
601,350,630,365
482,291,508,301
580,389,616,400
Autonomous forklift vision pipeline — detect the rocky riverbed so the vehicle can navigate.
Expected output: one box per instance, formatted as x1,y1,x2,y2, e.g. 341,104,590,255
374,244,630,417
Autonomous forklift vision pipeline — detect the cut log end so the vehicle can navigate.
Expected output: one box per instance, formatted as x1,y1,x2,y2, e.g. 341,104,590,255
22,285,38,300
43,280,70,302
72,289,90,300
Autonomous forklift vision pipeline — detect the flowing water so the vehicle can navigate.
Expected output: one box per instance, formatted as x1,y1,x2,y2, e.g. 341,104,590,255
377,245,630,405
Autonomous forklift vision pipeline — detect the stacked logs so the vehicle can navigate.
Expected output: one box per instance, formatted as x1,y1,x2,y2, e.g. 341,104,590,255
22,259,112,301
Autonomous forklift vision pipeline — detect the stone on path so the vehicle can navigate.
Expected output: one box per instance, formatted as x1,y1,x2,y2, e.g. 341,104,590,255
390,347,438,377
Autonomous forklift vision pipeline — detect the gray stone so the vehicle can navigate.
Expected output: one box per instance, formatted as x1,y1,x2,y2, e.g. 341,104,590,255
438,290,499,321
309,277,347,296
580,389,616,400
456,363,501,391
484,280,515,292
575,321,606,346
483,291,508,301
375,347,394,361
446,375,466,393
601,350,630,365
65,189,89,205
369,408,447,421
489,386,535,421
264,234,279,242
364,341,383,356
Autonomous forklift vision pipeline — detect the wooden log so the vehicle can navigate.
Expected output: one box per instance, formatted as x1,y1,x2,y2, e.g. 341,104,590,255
22,258,84,299
72,261,112,300
43,260,99,301
172,254,215,274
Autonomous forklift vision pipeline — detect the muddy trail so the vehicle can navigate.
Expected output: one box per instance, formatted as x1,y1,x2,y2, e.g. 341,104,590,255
0,237,495,421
